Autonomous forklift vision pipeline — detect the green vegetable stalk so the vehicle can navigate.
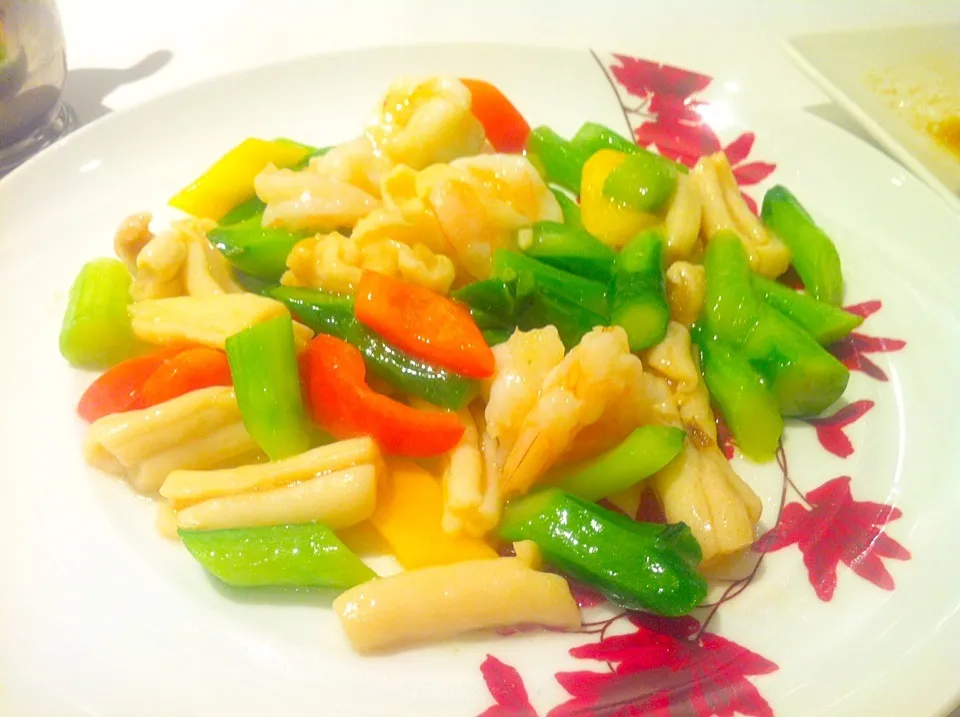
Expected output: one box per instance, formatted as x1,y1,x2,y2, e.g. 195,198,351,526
208,217,306,282
179,522,375,588
218,197,267,226
481,327,514,347
760,185,844,306
469,306,514,332
692,325,783,462
526,126,591,195
549,188,584,229
517,221,616,282
516,288,605,349
571,122,688,174
232,270,276,296
456,265,606,349
751,275,862,345
451,277,524,320
492,249,609,318
704,231,849,417
500,488,707,616
59,258,135,369
270,286,477,410
571,122,640,156
548,425,686,501
225,313,311,460
609,230,670,351
602,151,677,213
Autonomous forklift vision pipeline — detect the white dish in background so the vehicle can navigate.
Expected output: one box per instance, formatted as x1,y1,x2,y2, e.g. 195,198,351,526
1,44,959,717
786,23,960,214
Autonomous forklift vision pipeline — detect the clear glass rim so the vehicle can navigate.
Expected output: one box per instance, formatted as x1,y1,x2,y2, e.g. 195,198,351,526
0,101,76,178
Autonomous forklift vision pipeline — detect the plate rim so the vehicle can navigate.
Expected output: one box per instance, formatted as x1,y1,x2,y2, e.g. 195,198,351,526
2,41,959,717
783,28,960,218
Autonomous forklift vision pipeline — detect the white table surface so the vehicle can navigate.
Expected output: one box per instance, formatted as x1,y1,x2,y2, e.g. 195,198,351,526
59,0,958,135
51,1,960,715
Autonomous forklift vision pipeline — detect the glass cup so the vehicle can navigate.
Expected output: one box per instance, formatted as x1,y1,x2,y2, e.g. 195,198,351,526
0,0,75,177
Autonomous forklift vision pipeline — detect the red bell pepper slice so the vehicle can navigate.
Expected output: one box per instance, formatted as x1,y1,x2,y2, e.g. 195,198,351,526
354,271,495,379
303,334,464,457
77,345,232,422
461,78,531,154
77,346,184,422
138,346,233,408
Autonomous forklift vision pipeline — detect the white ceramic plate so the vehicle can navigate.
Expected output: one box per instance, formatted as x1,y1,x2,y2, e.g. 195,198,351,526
786,23,960,214
1,44,959,717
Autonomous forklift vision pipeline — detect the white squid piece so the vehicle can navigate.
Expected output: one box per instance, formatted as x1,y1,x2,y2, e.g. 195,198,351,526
692,152,791,278
663,172,703,263
441,404,502,538
114,213,242,300
255,164,381,233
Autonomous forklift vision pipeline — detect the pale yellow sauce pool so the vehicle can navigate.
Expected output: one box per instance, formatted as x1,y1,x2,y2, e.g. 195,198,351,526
864,51,960,160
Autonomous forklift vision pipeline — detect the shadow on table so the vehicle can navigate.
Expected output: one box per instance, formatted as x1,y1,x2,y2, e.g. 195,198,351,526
62,50,173,126
803,101,885,155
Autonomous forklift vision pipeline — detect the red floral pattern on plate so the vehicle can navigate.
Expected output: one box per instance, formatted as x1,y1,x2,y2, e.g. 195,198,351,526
551,613,778,717
804,400,874,458
477,614,778,717
475,52,912,717
831,302,907,382
479,656,539,717
754,476,911,601
608,54,718,166
604,53,774,211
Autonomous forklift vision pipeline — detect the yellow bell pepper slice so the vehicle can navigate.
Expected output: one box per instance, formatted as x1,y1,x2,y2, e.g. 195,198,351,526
169,138,312,221
336,521,393,557
581,149,660,246
369,460,498,569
